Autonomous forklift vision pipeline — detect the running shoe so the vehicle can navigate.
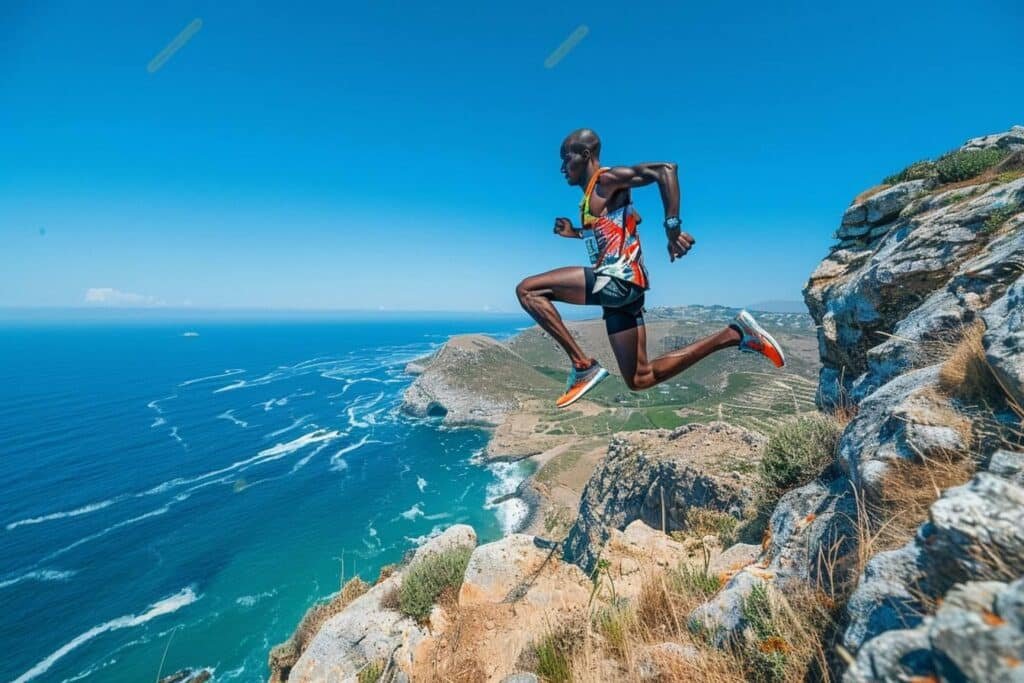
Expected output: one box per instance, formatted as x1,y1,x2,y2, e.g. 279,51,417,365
733,310,786,368
556,361,609,408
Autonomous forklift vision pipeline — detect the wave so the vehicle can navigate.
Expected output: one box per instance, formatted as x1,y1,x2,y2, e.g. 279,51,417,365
404,524,451,547
484,461,529,535
400,503,425,521
6,498,118,531
290,440,333,473
0,568,76,590
235,589,276,608
345,392,385,429
42,506,171,563
260,429,341,459
179,368,245,387
169,426,187,448
265,415,312,439
11,586,200,683
328,434,381,469
151,416,167,428
146,394,176,414
217,410,249,428
416,476,427,493
255,397,288,412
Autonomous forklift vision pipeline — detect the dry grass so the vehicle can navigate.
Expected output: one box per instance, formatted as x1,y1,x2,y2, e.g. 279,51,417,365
549,564,838,682
937,322,1004,406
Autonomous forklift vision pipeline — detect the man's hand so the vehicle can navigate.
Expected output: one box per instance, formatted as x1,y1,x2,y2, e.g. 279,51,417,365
666,228,695,262
553,217,579,238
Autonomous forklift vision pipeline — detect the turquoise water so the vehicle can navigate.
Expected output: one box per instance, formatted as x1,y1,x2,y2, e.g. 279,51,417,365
0,315,532,682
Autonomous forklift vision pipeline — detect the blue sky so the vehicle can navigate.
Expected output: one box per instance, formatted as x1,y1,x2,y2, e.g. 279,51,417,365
2,0,1022,312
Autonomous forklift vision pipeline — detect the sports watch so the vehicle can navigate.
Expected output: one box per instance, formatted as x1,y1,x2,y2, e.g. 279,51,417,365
663,216,682,231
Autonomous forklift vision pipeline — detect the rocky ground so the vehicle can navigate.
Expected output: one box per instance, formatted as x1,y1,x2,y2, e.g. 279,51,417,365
272,126,1024,682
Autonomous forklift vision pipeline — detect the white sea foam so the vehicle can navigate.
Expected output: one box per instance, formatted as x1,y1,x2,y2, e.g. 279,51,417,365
416,476,427,492
235,590,276,608
0,568,76,590
290,441,333,473
400,503,425,521
260,429,342,459
169,426,186,448
150,417,167,428
424,512,451,521
146,394,176,414
331,458,349,472
217,410,249,428
179,368,245,387
265,415,311,439
329,434,377,468
404,524,451,546
11,586,199,683
484,461,529,535
6,499,118,531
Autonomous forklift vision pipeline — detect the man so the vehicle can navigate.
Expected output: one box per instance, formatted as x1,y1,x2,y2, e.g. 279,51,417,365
515,128,786,408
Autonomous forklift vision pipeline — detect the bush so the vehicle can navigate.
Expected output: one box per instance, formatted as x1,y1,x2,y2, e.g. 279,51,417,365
983,203,1020,233
397,545,473,620
357,659,385,683
760,415,841,495
671,563,722,598
883,159,937,185
685,506,740,546
934,148,1009,183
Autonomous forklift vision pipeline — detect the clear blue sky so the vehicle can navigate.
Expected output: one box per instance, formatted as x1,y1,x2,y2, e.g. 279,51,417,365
2,0,1022,312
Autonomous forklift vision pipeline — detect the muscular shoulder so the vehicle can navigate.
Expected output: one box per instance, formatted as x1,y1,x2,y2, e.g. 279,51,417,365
599,162,677,190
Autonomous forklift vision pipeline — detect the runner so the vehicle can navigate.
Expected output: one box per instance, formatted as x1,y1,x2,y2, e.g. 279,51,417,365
516,128,786,408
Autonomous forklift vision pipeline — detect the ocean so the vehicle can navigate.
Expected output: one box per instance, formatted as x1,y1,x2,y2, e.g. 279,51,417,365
0,314,534,682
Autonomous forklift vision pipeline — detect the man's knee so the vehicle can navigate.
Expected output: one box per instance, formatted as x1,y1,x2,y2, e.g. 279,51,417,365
625,374,655,391
515,279,531,305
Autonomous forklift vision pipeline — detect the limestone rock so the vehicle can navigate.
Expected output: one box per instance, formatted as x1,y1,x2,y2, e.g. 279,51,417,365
460,534,590,607
562,425,761,573
983,275,1024,408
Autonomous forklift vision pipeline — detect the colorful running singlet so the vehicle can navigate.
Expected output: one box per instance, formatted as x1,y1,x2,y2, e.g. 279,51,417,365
579,168,650,291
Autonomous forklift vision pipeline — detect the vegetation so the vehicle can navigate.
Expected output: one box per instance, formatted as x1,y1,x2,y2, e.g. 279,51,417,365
760,414,842,495
883,148,1010,186
356,659,385,683
983,202,1019,234
685,506,740,547
935,148,1009,183
397,545,473,621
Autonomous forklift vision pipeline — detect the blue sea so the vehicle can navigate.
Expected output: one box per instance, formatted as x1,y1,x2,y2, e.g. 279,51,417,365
0,314,534,683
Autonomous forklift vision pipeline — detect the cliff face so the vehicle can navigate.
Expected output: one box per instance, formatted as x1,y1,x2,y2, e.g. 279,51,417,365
799,126,1024,680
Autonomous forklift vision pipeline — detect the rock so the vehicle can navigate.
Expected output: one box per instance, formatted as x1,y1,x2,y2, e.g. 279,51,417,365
635,642,699,680
989,449,1024,486
863,180,932,225
501,674,540,683
563,426,760,573
961,125,1024,152
707,543,762,578
846,579,1024,682
983,275,1024,408
401,334,554,426
460,534,590,607
288,525,477,682
688,569,767,646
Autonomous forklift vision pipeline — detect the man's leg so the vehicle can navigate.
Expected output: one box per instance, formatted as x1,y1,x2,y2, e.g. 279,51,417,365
515,267,593,369
608,322,740,390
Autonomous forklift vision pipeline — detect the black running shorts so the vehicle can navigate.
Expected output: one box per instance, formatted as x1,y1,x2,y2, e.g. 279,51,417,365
583,267,646,335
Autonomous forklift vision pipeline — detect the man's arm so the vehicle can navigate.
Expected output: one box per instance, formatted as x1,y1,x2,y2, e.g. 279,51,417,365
599,162,694,261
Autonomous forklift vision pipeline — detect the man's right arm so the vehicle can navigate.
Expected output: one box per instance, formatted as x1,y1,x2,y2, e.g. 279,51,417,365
553,217,583,239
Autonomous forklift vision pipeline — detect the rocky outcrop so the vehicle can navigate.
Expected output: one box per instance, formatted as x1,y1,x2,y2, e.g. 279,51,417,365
785,127,1024,677
562,423,764,573
285,525,476,682
401,334,558,427
845,579,1024,682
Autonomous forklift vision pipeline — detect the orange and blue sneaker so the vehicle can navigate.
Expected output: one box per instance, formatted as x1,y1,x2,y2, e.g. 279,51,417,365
556,360,609,408
733,310,786,368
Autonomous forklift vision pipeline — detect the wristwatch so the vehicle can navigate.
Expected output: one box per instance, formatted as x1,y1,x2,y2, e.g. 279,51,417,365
663,216,682,231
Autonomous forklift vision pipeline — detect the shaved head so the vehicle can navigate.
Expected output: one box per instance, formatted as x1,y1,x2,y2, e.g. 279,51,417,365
561,128,601,159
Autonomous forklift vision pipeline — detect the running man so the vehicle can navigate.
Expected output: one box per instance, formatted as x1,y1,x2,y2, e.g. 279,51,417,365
516,128,786,408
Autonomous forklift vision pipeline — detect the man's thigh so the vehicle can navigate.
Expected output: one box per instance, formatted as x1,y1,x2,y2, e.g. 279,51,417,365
519,267,588,305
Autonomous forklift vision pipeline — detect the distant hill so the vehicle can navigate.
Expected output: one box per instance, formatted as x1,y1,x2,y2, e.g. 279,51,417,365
746,299,807,313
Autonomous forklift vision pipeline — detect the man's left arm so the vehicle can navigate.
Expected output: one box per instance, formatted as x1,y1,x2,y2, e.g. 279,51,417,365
600,163,694,262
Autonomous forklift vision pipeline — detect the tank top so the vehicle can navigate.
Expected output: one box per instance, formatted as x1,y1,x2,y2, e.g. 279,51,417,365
579,168,649,291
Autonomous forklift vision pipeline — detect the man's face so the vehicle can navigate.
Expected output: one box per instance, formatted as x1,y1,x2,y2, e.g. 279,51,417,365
560,144,589,185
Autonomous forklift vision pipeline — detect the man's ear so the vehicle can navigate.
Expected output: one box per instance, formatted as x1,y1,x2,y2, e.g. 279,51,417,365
581,148,591,162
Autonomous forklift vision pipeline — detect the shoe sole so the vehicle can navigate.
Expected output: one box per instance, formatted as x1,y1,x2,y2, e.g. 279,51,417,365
557,367,609,408
737,310,786,368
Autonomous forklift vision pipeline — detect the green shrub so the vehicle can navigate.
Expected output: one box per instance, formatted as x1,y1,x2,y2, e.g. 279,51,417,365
533,629,576,682
592,598,631,655
686,506,740,546
670,563,722,598
739,583,788,683
357,659,385,683
760,415,841,495
397,545,473,620
883,159,937,185
983,203,1020,233
934,148,1009,183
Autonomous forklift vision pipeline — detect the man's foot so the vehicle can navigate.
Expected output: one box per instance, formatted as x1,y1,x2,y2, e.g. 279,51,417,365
732,310,786,368
556,361,609,408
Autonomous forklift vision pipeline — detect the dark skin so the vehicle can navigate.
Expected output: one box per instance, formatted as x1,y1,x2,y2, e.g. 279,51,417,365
515,134,741,392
